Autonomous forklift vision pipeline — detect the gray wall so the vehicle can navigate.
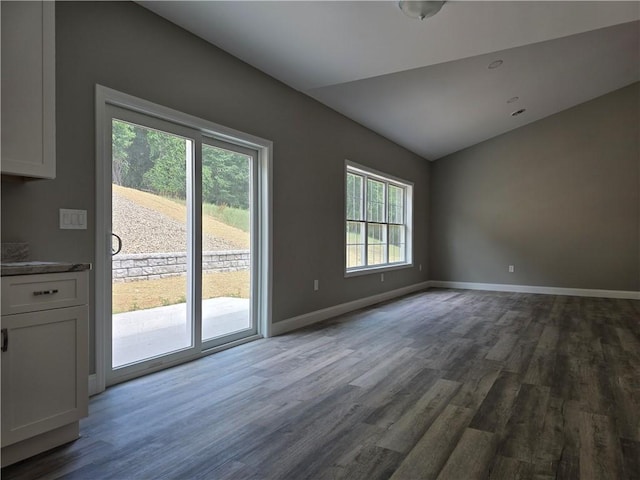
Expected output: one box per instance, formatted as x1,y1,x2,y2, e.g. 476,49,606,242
430,82,640,291
1,2,430,371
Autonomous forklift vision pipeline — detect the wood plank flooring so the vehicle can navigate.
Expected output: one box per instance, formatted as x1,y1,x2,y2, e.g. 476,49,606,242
3,288,639,479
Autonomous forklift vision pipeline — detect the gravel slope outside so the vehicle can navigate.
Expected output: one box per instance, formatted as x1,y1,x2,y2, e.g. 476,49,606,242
112,185,248,254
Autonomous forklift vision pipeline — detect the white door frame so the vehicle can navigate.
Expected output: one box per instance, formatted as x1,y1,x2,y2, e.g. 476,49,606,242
94,85,272,394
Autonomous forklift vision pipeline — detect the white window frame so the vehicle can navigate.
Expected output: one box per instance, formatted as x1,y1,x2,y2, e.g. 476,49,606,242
344,160,413,277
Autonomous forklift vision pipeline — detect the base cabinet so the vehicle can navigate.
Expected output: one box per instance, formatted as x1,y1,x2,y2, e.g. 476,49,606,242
1,272,89,467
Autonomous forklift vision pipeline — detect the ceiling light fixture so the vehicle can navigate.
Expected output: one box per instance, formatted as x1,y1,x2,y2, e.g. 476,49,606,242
488,60,504,69
398,1,445,21
511,109,526,117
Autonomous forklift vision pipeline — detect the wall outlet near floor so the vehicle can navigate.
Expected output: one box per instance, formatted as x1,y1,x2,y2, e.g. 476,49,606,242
60,208,87,230
508,265,515,273
419,264,422,271
313,279,319,291
380,273,384,282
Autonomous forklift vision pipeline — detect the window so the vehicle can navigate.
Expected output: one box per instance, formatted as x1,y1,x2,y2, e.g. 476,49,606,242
345,161,412,275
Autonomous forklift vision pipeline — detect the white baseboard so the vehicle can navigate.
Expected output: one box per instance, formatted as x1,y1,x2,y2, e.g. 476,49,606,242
428,280,640,300
272,281,430,336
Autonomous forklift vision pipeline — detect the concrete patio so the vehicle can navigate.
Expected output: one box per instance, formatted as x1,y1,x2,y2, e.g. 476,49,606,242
112,297,250,367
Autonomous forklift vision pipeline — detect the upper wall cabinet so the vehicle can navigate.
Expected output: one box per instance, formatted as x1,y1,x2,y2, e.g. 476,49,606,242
1,1,55,179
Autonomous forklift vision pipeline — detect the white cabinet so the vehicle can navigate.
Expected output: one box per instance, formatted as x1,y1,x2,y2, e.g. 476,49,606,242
1,271,88,467
1,1,55,179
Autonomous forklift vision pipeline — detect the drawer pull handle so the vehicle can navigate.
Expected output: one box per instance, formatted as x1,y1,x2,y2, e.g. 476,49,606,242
33,289,59,296
1,329,7,352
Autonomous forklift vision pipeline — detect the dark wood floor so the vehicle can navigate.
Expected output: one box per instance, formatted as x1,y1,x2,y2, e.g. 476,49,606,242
3,288,640,479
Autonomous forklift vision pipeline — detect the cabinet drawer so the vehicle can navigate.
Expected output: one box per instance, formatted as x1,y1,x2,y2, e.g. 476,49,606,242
1,272,88,315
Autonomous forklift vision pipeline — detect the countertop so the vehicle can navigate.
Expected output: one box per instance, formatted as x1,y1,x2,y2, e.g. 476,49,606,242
1,261,92,277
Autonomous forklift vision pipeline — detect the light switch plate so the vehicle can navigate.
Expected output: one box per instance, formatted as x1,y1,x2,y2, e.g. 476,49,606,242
60,209,87,230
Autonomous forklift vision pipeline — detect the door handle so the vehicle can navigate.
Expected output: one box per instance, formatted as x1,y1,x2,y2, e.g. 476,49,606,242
1,329,7,352
112,233,122,256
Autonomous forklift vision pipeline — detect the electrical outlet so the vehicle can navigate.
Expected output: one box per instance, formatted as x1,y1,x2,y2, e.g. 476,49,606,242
508,265,515,273
313,279,319,291
381,273,384,282
419,264,422,271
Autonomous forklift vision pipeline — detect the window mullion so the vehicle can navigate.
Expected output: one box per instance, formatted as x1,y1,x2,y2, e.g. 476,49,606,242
385,180,389,264
363,174,368,267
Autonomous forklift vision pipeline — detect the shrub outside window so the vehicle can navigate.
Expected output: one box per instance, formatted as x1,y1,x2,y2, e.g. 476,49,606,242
345,161,412,275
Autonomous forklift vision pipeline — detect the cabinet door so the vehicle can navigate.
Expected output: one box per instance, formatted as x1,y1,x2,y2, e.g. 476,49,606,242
1,306,88,447
0,1,55,179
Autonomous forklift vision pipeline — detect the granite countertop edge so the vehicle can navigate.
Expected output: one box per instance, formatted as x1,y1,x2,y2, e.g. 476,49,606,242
1,262,92,277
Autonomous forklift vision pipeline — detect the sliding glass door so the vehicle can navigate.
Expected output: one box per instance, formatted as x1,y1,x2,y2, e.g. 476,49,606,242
105,104,259,384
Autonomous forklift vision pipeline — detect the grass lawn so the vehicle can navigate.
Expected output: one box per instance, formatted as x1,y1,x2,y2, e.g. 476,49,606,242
113,270,250,314
201,203,249,232
346,232,404,268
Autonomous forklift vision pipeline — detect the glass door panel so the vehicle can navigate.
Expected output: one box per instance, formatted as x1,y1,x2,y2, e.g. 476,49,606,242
201,142,254,345
111,118,194,368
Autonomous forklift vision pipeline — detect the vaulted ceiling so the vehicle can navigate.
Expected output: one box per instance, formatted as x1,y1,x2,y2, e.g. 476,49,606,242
139,1,640,160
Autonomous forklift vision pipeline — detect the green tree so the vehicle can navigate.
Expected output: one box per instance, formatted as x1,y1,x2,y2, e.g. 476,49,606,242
142,130,187,198
202,145,249,209
122,127,153,189
111,120,135,185
113,122,250,211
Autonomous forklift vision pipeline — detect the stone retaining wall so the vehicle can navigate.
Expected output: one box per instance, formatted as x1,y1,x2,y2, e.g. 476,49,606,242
112,250,250,282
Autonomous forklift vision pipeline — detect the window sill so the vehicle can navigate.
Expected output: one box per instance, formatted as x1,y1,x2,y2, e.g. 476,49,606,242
345,262,413,278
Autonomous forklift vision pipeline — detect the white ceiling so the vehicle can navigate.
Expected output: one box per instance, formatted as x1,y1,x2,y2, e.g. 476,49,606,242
139,1,640,160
